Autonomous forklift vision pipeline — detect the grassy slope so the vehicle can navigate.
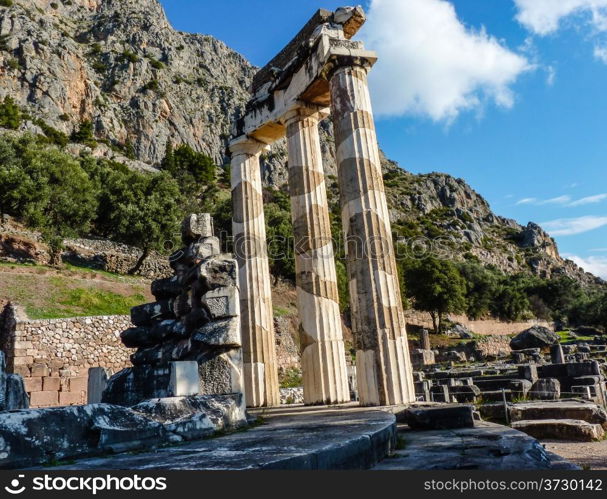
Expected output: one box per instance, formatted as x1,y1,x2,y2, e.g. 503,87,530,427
0,262,152,319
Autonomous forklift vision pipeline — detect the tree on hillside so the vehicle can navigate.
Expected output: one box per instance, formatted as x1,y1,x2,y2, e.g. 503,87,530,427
96,168,183,274
0,96,21,130
403,257,467,332
457,262,498,320
0,136,98,263
161,142,216,199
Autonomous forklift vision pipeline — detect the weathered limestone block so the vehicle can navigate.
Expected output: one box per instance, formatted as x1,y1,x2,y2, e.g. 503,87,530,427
402,405,475,430
411,349,435,369
450,384,481,403
0,394,245,468
550,344,565,364
510,402,607,428
510,326,559,350
192,317,241,348
181,213,214,244
421,329,431,351
103,361,200,406
197,256,238,293
122,320,190,349
512,419,605,442
5,375,28,410
151,276,183,300
201,286,239,319
130,300,175,327
129,338,192,366
530,378,561,400
87,367,109,404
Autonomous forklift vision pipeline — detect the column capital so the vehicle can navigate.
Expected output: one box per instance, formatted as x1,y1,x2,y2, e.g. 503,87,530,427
322,53,375,82
283,103,330,127
229,135,271,156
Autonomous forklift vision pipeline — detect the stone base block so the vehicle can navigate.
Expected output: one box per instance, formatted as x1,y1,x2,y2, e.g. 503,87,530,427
512,419,605,442
102,361,201,406
0,394,246,469
402,405,475,430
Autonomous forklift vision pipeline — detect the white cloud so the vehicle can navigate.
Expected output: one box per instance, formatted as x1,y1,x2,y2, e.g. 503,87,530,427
516,197,538,205
542,215,607,235
515,193,607,207
590,247,607,252
569,193,607,206
362,0,531,121
515,195,571,205
514,0,607,35
541,195,572,205
515,0,607,64
595,44,607,62
563,253,607,278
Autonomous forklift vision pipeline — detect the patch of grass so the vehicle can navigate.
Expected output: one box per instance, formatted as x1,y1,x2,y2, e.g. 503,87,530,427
279,368,302,388
0,262,150,319
26,286,145,319
557,330,594,343
273,305,292,317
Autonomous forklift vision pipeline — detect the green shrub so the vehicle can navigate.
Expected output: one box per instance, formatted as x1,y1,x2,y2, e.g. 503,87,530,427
70,120,96,147
0,96,21,129
148,57,164,70
0,0,14,7
7,58,19,70
119,49,139,64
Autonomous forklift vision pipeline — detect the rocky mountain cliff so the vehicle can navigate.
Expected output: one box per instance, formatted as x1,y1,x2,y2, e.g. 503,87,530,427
0,0,601,286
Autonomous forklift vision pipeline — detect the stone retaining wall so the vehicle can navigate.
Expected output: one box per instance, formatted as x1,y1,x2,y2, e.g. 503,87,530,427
405,310,552,336
0,304,133,407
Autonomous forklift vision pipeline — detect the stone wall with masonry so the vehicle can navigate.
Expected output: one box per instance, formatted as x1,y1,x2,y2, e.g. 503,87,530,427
0,304,133,407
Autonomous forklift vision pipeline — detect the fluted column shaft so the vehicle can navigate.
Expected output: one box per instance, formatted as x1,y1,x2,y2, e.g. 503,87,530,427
285,107,350,405
230,136,280,407
329,64,415,406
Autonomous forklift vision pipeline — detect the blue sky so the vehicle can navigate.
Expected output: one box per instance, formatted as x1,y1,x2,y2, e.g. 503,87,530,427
160,0,607,278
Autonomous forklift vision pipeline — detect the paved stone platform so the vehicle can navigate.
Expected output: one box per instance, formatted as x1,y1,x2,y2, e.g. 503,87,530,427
373,421,579,470
42,406,396,470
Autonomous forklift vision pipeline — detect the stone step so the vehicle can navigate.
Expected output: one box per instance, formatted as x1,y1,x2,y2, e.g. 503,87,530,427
512,419,605,442
510,401,607,428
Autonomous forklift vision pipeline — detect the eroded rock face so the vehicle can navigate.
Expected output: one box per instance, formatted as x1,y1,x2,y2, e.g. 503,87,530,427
0,0,254,165
510,326,559,350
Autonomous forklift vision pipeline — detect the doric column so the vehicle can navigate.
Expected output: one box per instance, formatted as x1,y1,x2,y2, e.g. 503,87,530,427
229,136,280,407
328,61,415,406
284,106,350,405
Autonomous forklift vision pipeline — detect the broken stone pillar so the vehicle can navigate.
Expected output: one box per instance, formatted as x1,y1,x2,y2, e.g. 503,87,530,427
229,137,280,407
421,329,431,351
328,61,415,406
551,343,565,364
284,106,350,405
87,367,109,404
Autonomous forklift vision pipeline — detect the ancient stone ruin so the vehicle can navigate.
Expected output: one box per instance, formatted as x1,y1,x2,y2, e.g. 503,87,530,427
103,213,243,407
0,214,247,468
230,6,414,407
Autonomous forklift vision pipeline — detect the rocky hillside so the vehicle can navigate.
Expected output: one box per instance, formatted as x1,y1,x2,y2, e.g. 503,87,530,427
0,0,602,287
0,0,254,165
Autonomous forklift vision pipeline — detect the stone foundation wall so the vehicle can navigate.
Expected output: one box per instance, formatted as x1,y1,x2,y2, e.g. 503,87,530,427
404,310,552,336
0,304,133,408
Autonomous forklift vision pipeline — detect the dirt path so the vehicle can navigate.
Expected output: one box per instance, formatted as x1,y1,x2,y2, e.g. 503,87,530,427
543,440,607,470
